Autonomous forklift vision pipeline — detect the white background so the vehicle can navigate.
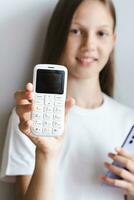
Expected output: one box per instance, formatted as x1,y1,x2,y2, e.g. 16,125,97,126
0,1,134,199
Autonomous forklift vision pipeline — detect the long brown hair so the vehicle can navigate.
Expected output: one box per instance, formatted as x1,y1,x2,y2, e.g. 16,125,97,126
42,0,116,97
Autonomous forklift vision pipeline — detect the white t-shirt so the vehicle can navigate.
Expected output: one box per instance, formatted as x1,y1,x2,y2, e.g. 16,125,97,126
1,94,134,200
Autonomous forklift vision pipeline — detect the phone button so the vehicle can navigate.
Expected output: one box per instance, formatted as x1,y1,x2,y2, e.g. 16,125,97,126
44,106,54,112
54,114,63,120
54,106,63,112
44,113,53,120
43,120,53,127
55,95,64,101
55,101,63,106
33,127,42,133
35,105,44,112
35,95,44,104
53,121,61,127
53,128,62,135
45,95,54,105
42,127,52,135
32,112,43,120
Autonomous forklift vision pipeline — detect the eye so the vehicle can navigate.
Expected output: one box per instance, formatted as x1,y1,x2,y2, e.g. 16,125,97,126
97,31,108,38
70,28,81,35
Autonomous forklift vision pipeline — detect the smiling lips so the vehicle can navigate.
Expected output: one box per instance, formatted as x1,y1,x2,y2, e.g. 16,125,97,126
76,57,98,67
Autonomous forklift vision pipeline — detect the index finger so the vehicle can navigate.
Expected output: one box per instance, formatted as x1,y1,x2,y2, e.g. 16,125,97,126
115,147,134,161
15,83,33,105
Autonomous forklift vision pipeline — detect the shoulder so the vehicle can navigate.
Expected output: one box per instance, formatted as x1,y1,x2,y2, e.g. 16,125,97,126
104,93,134,121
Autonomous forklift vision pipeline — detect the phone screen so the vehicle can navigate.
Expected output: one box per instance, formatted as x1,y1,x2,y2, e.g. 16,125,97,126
36,69,65,94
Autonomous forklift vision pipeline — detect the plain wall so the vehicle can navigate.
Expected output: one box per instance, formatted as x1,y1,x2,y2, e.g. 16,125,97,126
114,0,134,108
0,0,134,199
0,0,58,199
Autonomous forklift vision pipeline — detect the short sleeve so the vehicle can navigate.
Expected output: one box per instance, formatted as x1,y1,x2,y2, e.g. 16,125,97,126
0,108,36,183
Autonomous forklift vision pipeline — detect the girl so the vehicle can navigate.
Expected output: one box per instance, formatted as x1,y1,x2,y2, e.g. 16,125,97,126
1,0,134,200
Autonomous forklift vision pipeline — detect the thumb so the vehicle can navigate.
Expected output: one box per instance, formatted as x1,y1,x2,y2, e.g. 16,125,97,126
25,82,33,92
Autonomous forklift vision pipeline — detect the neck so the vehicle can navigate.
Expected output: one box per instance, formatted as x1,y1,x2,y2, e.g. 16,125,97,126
67,75,103,109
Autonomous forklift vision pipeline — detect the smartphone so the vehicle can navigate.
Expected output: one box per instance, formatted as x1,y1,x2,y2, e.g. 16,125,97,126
106,125,134,180
31,64,68,137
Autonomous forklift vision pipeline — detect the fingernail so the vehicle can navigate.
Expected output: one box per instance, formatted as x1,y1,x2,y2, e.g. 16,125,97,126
104,162,109,167
115,147,121,152
108,153,112,157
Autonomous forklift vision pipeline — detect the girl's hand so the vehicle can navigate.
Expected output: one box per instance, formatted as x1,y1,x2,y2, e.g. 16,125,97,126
100,148,134,198
15,82,75,160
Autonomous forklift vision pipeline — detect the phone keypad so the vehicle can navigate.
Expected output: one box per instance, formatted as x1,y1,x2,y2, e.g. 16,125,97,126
32,94,65,136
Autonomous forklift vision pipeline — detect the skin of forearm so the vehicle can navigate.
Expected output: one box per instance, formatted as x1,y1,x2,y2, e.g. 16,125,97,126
24,151,57,200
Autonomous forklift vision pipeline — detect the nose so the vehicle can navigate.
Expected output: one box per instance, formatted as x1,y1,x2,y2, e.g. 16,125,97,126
81,32,97,52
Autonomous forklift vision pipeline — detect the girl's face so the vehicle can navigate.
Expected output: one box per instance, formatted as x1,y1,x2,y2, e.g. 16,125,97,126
60,0,116,79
